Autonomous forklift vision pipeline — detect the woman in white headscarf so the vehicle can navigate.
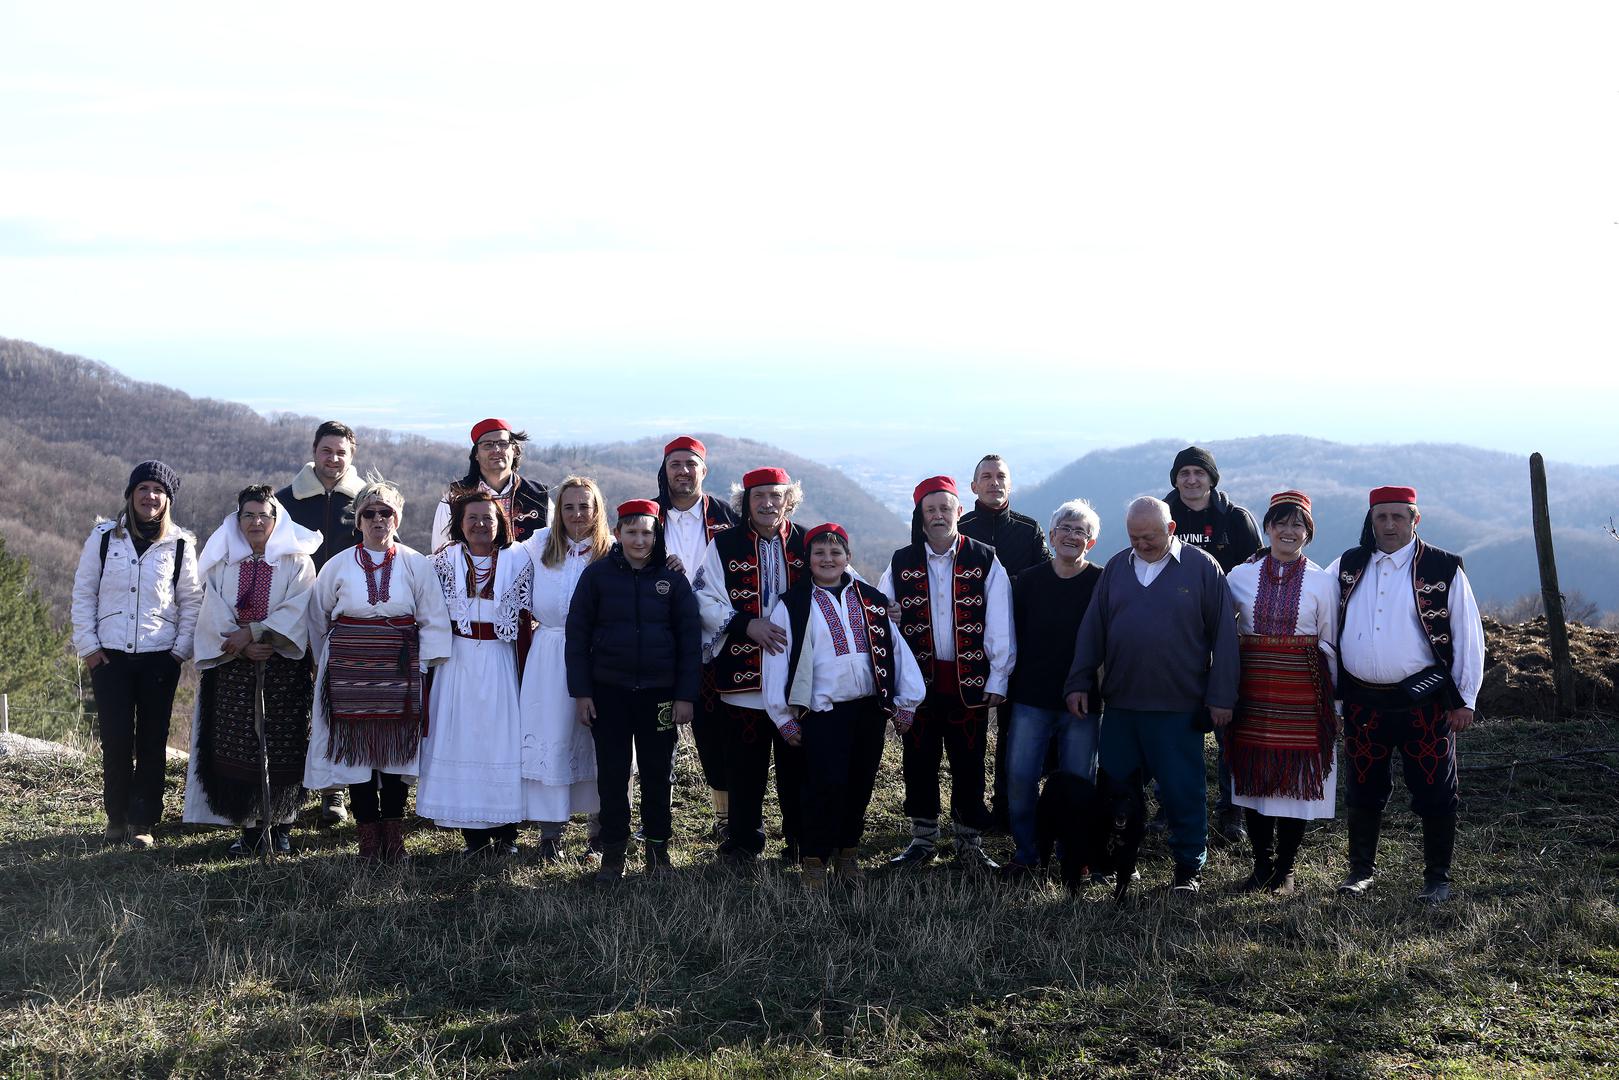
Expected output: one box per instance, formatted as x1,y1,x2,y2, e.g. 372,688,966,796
182,484,324,855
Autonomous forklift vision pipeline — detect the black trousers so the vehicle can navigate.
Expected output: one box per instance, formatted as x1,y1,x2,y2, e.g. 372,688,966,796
590,683,677,846
689,664,728,791
800,698,887,859
90,650,182,829
1342,688,1460,818
349,772,409,822
462,823,519,849
901,684,991,833
721,702,805,856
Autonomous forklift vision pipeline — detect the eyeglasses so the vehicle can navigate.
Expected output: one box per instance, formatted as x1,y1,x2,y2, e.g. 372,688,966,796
238,512,274,524
360,507,396,521
477,439,514,452
1051,524,1092,539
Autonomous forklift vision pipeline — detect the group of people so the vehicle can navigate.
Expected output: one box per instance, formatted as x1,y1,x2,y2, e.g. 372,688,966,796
70,421,1485,902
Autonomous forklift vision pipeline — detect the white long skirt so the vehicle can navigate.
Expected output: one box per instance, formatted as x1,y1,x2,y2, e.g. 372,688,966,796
416,634,525,829
1231,747,1339,820
519,626,600,822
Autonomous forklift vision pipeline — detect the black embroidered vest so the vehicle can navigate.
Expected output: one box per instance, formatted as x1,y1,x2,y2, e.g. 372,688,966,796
889,536,995,707
712,522,807,694
1336,538,1464,678
782,578,899,714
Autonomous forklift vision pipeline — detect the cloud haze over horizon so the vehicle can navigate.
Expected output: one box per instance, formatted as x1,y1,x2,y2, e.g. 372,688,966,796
3,3,1615,475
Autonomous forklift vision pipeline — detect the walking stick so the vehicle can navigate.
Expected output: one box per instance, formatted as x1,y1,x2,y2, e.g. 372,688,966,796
254,659,273,866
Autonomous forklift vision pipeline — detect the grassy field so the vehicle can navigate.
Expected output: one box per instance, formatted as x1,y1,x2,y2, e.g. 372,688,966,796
2,712,1617,1078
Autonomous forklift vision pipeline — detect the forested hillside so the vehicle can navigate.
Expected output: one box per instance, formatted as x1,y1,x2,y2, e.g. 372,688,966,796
1019,437,1619,616
0,338,908,618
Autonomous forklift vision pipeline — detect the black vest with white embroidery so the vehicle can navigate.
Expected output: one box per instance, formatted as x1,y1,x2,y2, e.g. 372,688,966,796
888,535,996,707
712,522,807,694
782,578,899,714
1335,538,1464,684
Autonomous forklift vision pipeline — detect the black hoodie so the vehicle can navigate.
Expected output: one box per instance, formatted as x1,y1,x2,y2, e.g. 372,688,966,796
1162,488,1261,574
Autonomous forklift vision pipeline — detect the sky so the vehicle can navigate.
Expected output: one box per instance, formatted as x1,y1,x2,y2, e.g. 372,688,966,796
2,3,1616,483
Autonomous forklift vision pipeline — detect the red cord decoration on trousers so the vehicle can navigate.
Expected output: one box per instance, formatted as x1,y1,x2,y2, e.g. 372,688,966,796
356,544,396,605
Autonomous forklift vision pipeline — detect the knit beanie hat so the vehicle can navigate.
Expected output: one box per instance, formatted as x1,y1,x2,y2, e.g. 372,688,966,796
1170,446,1219,488
125,460,180,500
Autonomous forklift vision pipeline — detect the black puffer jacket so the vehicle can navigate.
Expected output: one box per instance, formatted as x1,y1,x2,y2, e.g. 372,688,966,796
565,546,700,701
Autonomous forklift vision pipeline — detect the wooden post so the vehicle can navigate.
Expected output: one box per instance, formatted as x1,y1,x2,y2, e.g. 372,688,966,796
1,693,8,735
1529,453,1575,713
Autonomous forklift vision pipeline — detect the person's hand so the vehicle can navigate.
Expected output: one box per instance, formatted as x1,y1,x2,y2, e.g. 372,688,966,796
747,618,789,655
784,727,803,747
575,697,596,727
1066,691,1089,718
222,626,254,655
1209,706,1234,728
242,642,275,662
1445,707,1475,733
665,553,685,574
84,649,109,671
671,700,694,726
985,692,1005,708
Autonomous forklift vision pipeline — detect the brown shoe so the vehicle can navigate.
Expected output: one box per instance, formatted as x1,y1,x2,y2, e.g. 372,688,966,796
355,821,383,862
380,819,409,863
801,856,828,891
103,825,128,846
129,832,155,850
833,847,863,880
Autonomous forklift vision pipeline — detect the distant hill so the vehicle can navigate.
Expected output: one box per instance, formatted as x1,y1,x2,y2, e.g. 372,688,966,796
1018,437,1619,615
0,337,908,619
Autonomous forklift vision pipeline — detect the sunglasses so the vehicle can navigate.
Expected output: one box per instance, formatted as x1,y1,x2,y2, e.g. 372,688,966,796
360,507,396,521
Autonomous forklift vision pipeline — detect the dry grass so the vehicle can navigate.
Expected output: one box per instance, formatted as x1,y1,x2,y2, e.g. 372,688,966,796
2,714,1617,1078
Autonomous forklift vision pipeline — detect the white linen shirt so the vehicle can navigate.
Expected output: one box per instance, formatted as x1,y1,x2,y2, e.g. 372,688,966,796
663,502,710,582
1326,538,1485,709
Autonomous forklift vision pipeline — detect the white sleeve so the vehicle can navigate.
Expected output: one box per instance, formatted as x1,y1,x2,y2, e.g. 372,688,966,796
430,499,451,554
984,557,1016,697
71,527,107,657
877,563,896,605
891,617,925,720
1449,567,1485,710
761,602,795,732
172,534,204,661
1315,568,1340,679
694,539,735,637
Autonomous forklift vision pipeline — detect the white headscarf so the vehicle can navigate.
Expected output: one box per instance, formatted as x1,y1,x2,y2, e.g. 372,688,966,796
197,496,324,575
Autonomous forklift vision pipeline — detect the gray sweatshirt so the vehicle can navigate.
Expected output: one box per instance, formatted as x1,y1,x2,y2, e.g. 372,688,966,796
1063,544,1239,713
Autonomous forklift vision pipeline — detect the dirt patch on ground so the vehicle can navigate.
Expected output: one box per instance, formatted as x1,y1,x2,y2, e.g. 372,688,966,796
1479,616,1619,718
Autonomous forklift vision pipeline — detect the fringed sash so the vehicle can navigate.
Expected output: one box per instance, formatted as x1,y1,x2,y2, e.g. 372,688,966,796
323,614,422,768
1229,633,1337,800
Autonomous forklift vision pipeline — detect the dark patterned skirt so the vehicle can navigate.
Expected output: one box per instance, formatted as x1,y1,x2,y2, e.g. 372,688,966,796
196,652,312,823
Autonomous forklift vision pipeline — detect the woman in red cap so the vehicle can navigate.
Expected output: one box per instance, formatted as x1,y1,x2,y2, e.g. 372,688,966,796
1221,490,1340,894
565,499,702,882
430,418,551,552
761,523,925,889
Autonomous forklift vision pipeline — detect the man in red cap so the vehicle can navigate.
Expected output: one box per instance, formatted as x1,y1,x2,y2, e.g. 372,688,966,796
1326,486,1484,904
431,419,551,552
878,475,1016,871
694,466,809,867
652,435,740,842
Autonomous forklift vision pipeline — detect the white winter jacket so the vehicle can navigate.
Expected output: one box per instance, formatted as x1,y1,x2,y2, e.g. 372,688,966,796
71,518,203,660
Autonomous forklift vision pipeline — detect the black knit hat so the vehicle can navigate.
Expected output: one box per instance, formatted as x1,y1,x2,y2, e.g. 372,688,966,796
125,460,180,500
1170,446,1219,488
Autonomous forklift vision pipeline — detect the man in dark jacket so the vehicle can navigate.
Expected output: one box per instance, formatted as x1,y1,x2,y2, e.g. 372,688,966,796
274,420,363,573
430,418,550,550
1163,444,1262,846
566,499,701,882
275,419,363,826
959,453,1051,832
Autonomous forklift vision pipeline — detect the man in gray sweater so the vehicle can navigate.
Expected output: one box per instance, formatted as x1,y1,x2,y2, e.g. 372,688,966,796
1064,496,1239,894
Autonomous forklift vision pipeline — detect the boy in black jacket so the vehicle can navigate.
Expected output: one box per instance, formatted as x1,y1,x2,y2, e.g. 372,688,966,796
566,499,701,882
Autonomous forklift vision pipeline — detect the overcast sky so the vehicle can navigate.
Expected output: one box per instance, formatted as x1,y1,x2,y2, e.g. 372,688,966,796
2,3,1615,479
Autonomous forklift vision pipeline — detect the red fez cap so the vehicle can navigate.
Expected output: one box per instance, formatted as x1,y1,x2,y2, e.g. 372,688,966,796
1369,485,1418,507
664,435,706,460
913,475,958,506
470,418,512,444
742,466,791,488
804,522,849,548
1269,490,1312,515
616,499,660,520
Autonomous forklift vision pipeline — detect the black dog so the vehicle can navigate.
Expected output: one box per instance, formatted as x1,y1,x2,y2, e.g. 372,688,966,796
1034,769,1147,900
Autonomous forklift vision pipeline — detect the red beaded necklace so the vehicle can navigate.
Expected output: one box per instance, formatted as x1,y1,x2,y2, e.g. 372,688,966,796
355,543,396,605
463,545,498,599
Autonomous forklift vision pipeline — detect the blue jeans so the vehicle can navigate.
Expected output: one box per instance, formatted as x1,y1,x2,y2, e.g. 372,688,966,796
1099,708,1207,871
1006,703,1099,866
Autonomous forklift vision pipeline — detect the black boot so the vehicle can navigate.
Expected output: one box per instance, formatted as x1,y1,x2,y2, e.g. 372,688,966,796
644,838,674,878
594,841,626,884
1417,812,1456,905
1337,806,1381,895
1271,817,1305,895
1240,809,1276,891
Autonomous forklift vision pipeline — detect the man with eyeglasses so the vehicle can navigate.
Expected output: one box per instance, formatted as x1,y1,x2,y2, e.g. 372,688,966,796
1000,499,1106,877
431,418,551,552
958,453,1051,833
275,420,364,826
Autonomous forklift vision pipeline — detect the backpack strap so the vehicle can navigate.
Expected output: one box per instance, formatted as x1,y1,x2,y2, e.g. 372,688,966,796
99,528,111,571
172,537,185,587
